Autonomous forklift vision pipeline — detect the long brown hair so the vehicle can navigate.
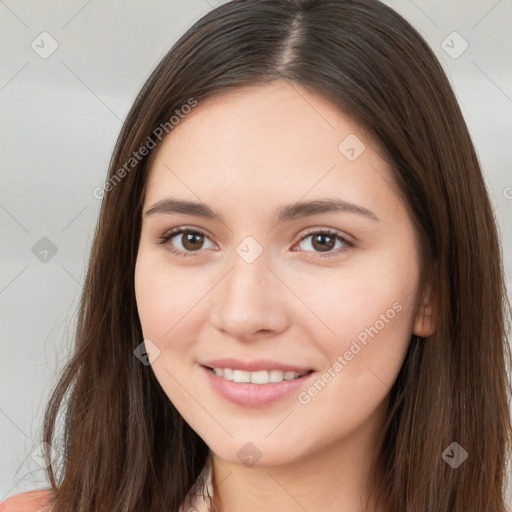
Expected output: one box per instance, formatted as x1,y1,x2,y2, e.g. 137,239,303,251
40,0,512,510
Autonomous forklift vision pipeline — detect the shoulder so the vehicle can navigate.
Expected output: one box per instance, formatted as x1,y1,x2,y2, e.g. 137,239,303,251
0,489,53,512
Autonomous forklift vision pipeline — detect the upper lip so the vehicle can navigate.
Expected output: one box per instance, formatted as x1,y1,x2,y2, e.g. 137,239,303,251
201,358,314,374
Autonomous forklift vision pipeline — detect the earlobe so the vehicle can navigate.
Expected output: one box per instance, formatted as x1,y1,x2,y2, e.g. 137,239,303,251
413,284,436,337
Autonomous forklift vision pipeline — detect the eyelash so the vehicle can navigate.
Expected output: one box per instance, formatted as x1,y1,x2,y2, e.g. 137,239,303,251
157,226,355,259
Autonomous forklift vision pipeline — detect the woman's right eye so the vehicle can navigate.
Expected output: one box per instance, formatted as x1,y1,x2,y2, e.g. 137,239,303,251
158,227,216,257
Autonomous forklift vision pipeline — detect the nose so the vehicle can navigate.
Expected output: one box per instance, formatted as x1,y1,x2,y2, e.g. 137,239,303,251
209,250,291,342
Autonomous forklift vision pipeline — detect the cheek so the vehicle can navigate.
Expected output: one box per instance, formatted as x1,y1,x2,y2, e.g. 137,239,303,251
289,262,417,439
135,250,198,341
134,254,205,410
134,251,214,397
290,251,418,375
134,258,172,340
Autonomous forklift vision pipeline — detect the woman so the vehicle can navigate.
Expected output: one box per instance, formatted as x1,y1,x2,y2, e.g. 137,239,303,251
2,0,511,511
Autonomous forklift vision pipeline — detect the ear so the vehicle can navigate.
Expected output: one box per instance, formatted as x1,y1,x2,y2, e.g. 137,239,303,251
413,282,436,337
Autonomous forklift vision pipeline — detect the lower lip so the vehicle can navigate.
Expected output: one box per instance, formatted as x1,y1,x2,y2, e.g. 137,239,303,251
201,365,316,408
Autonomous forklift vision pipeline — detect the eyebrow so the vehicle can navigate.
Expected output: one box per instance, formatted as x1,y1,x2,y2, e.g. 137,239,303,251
144,197,379,223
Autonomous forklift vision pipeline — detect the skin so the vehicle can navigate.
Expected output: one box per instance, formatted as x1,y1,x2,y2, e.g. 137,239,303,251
134,80,435,512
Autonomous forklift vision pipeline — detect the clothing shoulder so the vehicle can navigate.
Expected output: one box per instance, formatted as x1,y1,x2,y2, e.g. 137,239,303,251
0,489,53,512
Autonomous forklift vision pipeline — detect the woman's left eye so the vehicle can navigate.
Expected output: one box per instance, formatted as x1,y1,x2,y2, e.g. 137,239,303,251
157,227,354,258
294,229,354,257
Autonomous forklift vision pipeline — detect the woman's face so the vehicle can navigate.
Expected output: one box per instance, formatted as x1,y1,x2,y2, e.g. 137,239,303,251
134,80,434,467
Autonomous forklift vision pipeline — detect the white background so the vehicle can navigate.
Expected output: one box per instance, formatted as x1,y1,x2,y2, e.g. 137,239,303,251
1,0,511,505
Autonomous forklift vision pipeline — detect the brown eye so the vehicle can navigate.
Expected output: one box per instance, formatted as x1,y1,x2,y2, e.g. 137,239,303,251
310,233,336,252
158,227,215,257
295,229,354,257
180,231,206,251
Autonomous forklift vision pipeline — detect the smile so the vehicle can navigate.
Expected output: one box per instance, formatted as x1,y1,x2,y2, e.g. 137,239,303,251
208,367,312,384
202,365,316,407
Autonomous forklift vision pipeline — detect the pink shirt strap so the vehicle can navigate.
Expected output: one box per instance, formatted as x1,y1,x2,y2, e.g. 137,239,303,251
0,489,53,512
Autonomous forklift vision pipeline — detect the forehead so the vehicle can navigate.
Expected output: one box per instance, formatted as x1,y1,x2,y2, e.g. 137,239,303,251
144,80,399,218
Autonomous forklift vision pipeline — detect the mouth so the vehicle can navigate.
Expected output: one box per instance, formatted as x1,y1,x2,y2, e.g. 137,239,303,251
201,364,317,407
203,365,315,384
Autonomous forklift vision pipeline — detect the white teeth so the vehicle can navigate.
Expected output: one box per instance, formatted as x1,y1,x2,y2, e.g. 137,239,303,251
211,367,305,384
250,370,269,384
269,370,284,382
233,369,251,383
